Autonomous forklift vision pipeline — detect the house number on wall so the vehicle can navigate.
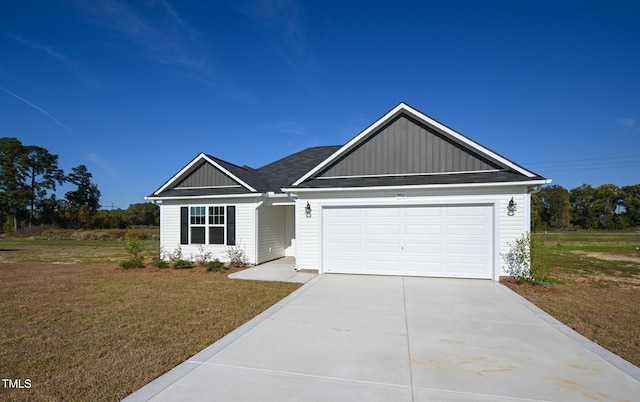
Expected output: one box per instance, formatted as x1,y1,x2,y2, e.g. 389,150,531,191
396,193,407,199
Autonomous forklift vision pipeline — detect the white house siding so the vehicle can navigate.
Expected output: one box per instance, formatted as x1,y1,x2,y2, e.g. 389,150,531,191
159,198,258,264
284,206,296,257
257,205,286,264
295,186,531,280
498,193,529,270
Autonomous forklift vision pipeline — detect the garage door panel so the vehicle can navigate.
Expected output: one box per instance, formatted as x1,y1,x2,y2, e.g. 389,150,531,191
365,208,401,217
329,241,363,252
365,224,401,235
404,242,443,254
448,243,488,253
405,207,441,217
327,225,361,236
447,224,489,236
365,242,401,253
405,224,442,235
323,205,493,278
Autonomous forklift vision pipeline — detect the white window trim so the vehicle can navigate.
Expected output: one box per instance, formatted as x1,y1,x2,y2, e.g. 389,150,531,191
188,205,229,245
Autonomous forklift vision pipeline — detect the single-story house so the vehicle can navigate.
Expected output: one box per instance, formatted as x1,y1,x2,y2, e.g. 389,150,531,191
147,103,550,280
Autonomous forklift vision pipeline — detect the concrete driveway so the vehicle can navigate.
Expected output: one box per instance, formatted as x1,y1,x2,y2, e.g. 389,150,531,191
125,275,640,401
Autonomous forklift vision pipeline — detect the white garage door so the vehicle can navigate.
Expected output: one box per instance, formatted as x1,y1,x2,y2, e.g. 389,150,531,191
322,205,494,278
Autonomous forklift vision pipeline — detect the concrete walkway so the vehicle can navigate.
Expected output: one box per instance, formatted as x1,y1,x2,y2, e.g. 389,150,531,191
125,275,640,401
228,257,316,284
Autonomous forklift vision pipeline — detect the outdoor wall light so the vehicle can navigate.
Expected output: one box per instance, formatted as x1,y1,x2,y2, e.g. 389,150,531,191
507,197,517,216
305,201,312,218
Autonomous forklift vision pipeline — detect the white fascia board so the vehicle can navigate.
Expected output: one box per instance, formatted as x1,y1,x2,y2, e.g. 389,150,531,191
283,179,551,194
146,193,263,201
292,103,539,185
201,154,258,192
153,153,205,195
405,104,538,178
153,153,257,195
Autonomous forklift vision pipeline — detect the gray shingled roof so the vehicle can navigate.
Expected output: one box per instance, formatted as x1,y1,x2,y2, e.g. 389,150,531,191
150,146,341,198
256,146,341,191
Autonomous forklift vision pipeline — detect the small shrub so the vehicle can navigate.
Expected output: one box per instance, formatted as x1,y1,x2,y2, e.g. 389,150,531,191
173,259,192,269
225,244,248,267
169,246,183,262
120,230,145,269
502,232,548,283
148,247,169,268
150,256,169,268
195,245,212,265
205,259,226,272
120,258,143,269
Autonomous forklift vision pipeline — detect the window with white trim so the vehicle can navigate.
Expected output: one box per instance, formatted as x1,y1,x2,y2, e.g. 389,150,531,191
190,206,206,244
180,205,235,246
208,206,225,244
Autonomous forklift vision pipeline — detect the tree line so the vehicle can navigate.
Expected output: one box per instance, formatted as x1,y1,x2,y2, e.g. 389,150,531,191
532,183,640,231
0,138,158,233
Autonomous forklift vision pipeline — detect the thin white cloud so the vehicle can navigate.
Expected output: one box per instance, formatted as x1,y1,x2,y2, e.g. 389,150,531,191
617,118,635,128
88,153,118,177
272,119,306,135
237,0,324,98
239,0,306,56
7,33,97,85
86,0,205,68
0,86,73,130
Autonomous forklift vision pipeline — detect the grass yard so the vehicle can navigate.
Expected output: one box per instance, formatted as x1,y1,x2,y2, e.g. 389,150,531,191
3,231,640,400
0,239,301,401
502,232,640,367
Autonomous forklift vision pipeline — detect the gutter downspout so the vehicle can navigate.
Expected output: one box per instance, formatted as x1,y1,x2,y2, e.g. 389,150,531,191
526,180,551,234
254,196,265,265
528,179,552,194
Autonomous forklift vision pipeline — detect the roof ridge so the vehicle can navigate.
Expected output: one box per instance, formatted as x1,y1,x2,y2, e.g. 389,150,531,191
205,153,257,171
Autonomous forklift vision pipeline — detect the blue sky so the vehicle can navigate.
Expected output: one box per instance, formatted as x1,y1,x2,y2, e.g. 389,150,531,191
1,0,639,209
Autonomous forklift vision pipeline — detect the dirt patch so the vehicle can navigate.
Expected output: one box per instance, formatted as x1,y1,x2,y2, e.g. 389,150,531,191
570,250,640,263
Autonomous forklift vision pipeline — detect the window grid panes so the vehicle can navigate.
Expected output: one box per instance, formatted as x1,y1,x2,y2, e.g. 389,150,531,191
190,206,206,225
209,206,225,225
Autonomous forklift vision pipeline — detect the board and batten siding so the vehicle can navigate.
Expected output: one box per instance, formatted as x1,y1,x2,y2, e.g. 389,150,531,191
159,199,258,264
295,187,530,280
319,115,500,178
175,162,239,188
257,205,286,264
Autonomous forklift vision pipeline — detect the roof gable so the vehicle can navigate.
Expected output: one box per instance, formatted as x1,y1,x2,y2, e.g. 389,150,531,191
318,114,501,179
175,161,240,188
293,103,539,186
152,153,258,197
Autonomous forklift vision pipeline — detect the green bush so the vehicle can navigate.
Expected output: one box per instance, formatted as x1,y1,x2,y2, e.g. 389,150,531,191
120,258,144,269
205,259,226,272
120,230,145,269
502,232,549,284
150,256,169,268
173,259,192,269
